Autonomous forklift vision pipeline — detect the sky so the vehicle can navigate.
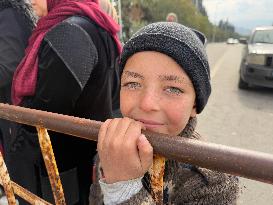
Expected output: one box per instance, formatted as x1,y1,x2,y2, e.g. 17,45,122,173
203,0,273,34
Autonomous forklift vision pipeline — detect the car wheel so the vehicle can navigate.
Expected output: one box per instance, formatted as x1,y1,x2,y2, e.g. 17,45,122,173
238,76,248,89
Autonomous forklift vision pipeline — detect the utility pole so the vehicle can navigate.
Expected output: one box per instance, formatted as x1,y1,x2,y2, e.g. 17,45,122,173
193,0,200,11
212,1,220,42
111,0,123,42
117,0,123,34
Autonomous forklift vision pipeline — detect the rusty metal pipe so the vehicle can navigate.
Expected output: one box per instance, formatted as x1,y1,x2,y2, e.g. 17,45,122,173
1,103,273,184
37,128,66,205
10,181,52,205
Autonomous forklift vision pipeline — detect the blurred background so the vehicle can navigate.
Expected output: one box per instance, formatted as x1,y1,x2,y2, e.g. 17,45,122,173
110,0,273,42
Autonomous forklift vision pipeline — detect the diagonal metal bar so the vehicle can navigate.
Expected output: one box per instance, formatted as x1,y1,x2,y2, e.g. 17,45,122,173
0,103,273,185
37,127,66,205
10,181,52,205
0,154,52,204
0,151,16,205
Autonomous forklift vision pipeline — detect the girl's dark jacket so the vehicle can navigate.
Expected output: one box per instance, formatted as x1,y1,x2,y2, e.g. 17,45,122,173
2,16,120,205
89,118,240,205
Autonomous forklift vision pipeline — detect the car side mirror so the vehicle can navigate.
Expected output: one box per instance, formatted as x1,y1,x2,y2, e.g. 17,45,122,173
239,38,247,44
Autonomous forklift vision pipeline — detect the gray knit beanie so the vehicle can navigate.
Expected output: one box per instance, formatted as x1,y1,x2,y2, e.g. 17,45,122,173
120,22,211,113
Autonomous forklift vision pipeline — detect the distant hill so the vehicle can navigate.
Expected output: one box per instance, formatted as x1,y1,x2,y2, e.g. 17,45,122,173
235,27,251,36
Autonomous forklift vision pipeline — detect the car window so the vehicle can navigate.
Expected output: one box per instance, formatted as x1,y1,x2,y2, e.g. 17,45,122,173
251,29,273,44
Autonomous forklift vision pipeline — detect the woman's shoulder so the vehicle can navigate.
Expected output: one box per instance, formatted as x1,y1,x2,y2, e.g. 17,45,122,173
47,15,96,36
43,15,99,67
44,15,101,54
51,15,101,37
61,16,95,30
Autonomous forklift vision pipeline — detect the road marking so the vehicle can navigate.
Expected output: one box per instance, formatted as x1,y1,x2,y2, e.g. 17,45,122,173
210,48,229,79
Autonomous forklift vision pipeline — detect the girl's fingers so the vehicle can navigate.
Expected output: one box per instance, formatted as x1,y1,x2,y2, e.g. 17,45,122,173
139,121,146,130
123,120,143,148
137,134,153,171
97,118,151,182
97,119,112,153
112,117,134,144
102,118,120,151
99,118,134,155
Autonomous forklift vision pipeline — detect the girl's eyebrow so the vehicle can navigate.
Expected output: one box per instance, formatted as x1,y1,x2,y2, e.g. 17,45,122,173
159,75,183,83
123,71,144,79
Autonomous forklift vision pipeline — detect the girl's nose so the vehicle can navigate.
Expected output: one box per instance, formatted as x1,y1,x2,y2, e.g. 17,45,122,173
138,90,160,112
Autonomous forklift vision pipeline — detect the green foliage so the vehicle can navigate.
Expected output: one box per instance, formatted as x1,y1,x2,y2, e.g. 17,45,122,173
120,0,239,42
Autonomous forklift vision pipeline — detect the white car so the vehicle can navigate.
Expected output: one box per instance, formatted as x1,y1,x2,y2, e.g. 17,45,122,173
226,38,238,44
238,26,273,89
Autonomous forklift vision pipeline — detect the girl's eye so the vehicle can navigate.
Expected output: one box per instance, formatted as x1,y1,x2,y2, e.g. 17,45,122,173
122,82,141,90
165,87,183,95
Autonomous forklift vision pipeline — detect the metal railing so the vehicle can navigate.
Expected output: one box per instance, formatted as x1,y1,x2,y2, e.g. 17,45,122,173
0,103,273,204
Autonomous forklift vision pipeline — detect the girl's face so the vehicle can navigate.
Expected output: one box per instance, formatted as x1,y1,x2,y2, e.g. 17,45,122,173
31,0,48,17
120,51,197,136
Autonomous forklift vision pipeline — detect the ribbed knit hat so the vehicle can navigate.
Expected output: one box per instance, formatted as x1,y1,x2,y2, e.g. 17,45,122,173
120,22,211,113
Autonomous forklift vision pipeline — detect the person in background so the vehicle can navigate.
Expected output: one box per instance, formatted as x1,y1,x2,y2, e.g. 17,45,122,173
99,0,119,23
166,12,178,22
89,22,239,204
0,0,34,105
0,0,34,146
0,0,34,203
5,0,122,204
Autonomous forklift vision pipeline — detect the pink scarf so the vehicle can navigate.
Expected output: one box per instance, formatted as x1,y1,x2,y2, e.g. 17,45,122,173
12,0,122,105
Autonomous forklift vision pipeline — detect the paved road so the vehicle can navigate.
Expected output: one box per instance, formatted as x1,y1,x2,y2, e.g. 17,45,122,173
196,43,273,205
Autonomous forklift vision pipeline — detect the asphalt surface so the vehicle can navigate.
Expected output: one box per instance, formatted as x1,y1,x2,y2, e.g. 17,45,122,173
196,43,273,205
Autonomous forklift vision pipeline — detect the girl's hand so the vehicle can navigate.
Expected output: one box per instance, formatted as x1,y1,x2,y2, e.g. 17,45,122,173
98,118,153,184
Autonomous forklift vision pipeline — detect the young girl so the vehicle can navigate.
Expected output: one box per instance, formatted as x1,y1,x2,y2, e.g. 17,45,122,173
89,22,239,205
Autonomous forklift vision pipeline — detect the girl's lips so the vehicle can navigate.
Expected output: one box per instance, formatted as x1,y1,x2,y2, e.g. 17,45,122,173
136,119,164,128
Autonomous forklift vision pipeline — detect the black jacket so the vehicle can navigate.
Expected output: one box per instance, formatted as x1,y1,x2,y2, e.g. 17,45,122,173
0,5,32,175
3,16,120,205
0,7,32,103
0,6,32,131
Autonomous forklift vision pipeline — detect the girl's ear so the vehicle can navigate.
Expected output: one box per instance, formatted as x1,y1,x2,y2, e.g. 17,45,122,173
190,103,197,117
